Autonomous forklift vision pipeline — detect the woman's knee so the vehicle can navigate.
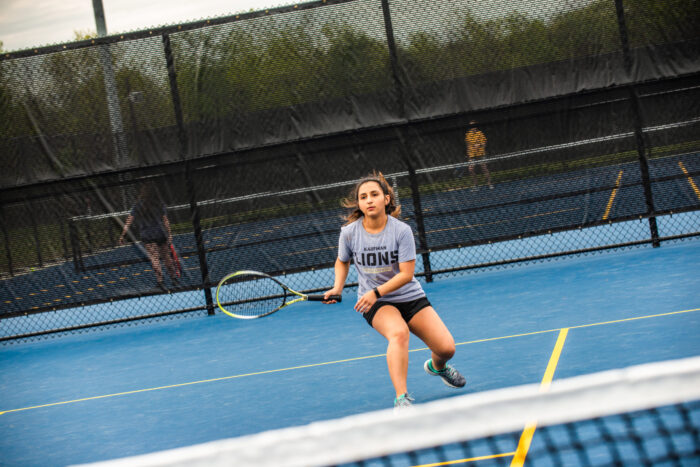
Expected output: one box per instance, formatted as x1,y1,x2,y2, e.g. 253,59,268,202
434,340,455,360
386,326,410,346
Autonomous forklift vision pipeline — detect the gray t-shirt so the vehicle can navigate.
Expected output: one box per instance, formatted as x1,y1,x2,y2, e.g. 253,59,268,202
338,215,425,302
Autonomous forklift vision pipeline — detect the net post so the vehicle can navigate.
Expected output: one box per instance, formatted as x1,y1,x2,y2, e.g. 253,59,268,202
163,33,215,315
614,0,660,248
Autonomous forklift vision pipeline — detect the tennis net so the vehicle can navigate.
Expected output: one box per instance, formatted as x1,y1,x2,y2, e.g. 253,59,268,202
77,355,700,467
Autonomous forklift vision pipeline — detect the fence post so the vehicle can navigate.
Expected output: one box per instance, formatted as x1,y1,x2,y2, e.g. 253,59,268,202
0,205,13,276
163,33,215,315
68,218,84,272
59,218,70,262
380,0,433,281
614,0,660,247
28,203,43,268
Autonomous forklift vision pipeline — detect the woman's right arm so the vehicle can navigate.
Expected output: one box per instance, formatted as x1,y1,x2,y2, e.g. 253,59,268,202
324,258,349,303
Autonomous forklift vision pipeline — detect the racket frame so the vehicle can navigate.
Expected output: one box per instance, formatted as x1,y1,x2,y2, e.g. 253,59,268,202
215,270,339,319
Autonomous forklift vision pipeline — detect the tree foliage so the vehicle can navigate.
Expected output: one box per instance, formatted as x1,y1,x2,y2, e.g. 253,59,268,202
0,0,697,180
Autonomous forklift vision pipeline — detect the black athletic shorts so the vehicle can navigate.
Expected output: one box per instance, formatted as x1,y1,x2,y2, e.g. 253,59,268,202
141,235,168,246
363,296,432,327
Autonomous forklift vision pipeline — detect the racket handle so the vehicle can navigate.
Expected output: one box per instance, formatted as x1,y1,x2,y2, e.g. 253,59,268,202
307,294,342,302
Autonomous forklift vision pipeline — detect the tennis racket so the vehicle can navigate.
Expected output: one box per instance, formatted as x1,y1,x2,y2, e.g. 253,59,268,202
216,270,341,319
170,244,182,278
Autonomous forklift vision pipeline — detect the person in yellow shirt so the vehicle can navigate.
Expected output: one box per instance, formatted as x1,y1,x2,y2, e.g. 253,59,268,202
465,120,493,190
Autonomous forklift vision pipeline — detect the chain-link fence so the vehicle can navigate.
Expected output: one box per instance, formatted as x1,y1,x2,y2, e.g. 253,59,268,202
1,0,699,342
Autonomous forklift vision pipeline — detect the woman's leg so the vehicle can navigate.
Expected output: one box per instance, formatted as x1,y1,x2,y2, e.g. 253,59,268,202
372,305,411,398
468,163,478,188
159,243,176,279
407,306,456,370
144,242,163,283
481,162,493,187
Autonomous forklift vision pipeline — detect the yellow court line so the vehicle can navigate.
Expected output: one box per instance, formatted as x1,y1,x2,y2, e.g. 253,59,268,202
602,170,624,220
435,307,699,354
678,161,700,200
511,328,569,467
0,354,385,416
567,308,699,331
412,451,516,467
1,308,697,416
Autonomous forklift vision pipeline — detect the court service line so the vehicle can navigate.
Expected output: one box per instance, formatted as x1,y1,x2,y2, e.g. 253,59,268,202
678,161,700,200
511,328,569,467
446,307,699,351
0,308,697,416
0,354,386,416
602,170,624,220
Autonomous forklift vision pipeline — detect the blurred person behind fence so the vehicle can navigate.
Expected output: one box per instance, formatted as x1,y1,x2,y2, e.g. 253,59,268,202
119,182,177,291
465,120,493,190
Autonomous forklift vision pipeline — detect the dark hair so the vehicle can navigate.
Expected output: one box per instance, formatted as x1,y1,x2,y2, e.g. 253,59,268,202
135,182,163,219
342,171,401,225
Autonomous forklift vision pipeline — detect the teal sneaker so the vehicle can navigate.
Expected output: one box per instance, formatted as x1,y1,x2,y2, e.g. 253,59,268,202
393,393,415,412
424,359,466,388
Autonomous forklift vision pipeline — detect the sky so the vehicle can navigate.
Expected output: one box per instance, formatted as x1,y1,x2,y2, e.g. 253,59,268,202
0,0,571,53
0,0,293,52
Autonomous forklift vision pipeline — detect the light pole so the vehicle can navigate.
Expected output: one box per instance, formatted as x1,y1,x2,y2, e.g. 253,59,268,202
92,0,130,210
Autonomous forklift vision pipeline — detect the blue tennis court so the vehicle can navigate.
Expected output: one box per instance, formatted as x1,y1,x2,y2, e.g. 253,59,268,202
1,239,698,466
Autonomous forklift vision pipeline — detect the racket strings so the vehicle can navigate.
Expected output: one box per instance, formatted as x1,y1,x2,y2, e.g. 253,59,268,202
217,275,287,318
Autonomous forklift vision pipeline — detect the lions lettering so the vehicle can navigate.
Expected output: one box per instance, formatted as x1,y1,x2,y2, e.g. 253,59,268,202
355,250,399,266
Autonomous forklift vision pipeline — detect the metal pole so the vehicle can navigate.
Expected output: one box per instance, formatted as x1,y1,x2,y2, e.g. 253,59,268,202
163,33,215,315
381,0,433,281
380,0,405,116
0,205,14,276
59,218,69,261
392,176,400,207
92,0,130,211
28,204,43,268
69,218,84,272
614,0,660,247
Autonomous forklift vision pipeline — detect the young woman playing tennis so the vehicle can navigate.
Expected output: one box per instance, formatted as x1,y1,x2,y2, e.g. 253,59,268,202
323,172,465,410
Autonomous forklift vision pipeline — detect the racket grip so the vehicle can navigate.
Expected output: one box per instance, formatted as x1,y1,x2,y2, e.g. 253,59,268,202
308,294,342,302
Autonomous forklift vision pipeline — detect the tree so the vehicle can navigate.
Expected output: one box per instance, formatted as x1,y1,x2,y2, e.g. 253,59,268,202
321,22,393,97
623,0,700,46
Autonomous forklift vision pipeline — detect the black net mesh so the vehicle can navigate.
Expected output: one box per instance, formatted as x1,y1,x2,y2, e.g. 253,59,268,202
338,401,700,467
1,0,698,342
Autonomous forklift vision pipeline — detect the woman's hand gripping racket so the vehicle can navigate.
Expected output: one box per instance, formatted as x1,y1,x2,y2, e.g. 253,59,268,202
216,270,341,319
